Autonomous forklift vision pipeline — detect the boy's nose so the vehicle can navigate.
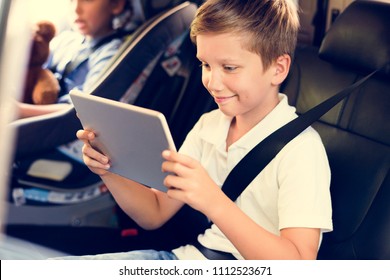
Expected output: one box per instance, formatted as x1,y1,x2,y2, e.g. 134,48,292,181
203,70,224,92
71,0,82,14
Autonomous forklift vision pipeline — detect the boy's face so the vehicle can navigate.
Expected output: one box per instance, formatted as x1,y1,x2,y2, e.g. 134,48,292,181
69,0,124,39
196,33,280,122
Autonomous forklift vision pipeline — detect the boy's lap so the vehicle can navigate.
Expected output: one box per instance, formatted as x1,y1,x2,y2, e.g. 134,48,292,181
50,250,178,260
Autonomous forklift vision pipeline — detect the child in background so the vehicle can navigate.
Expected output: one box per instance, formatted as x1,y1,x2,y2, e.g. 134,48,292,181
18,0,141,118
74,0,333,260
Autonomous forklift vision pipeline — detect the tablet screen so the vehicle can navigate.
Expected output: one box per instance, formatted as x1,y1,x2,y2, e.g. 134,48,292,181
70,90,176,192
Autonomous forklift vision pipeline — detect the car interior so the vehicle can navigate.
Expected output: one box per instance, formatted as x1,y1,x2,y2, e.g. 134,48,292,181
0,0,389,260
282,0,390,259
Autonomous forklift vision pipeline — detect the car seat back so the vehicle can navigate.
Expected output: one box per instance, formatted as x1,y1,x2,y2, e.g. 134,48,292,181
90,2,197,101
282,0,390,259
140,0,203,19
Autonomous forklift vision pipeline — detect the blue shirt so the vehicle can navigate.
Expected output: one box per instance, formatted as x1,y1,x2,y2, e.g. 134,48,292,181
46,30,125,103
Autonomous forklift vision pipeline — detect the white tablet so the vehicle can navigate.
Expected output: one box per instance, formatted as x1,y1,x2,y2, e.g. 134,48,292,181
70,90,176,192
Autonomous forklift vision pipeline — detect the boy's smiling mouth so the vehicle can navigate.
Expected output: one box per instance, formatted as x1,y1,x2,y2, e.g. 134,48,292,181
212,94,237,104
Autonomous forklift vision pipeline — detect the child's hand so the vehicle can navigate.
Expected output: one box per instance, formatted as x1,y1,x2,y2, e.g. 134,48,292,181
76,129,111,176
161,150,224,216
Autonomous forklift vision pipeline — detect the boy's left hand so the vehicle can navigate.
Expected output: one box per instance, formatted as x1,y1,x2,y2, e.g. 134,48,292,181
161,150,224,215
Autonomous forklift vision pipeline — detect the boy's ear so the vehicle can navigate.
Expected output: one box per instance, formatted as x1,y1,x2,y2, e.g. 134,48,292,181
271,54,291,86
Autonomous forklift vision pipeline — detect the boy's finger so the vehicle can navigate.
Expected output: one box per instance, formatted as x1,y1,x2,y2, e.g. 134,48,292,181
76,129,94,141
162,150,195,168
82,144,110,166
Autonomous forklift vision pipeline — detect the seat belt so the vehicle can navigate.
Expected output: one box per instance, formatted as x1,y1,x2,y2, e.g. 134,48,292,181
194,63,388,260
221,65,387,203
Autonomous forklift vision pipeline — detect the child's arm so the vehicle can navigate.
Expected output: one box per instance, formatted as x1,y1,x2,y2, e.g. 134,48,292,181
206,196,320,260
162,150,320,260
17,101,71,118
77,129,184,229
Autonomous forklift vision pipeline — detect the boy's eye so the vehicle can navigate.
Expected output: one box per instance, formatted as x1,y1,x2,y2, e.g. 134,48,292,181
198,62,237,72
224,65,237,71
199,62,210,69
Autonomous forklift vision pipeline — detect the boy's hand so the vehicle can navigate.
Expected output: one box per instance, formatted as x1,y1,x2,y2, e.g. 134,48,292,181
161,150,224,215
76,129,111,176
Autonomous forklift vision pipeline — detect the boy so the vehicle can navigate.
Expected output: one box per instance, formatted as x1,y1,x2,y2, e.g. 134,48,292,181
75,0,332,260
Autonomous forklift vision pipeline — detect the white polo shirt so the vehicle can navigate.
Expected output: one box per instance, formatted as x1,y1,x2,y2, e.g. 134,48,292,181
172,94,333,260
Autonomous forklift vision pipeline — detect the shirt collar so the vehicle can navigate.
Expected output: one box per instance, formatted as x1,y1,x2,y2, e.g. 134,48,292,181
82,31,116,49
199,94,297,152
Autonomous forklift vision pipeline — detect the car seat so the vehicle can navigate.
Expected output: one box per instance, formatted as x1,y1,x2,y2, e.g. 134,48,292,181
140,0,204,19
281,0,390,259
11,1,195,159
6,1,202,255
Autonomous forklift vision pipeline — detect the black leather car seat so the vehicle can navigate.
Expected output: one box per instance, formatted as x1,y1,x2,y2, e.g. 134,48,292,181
281,0,390,259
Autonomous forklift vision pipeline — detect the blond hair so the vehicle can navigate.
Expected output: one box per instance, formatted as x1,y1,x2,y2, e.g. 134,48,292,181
190,0,299,70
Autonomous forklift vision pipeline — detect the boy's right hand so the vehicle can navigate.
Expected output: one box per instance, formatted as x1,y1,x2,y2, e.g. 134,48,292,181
76,129,111,176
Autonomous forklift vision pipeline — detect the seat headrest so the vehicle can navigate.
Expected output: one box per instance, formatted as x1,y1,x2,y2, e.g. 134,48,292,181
141,0,185,19
319,1,390,76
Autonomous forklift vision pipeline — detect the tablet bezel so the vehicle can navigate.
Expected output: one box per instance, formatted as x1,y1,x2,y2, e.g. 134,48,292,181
70,90,176,192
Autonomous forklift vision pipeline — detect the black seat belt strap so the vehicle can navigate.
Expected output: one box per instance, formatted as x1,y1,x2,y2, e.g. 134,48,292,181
220,66,385,203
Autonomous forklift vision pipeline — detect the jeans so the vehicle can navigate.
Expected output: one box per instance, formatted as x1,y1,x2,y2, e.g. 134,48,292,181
53,250,178,260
